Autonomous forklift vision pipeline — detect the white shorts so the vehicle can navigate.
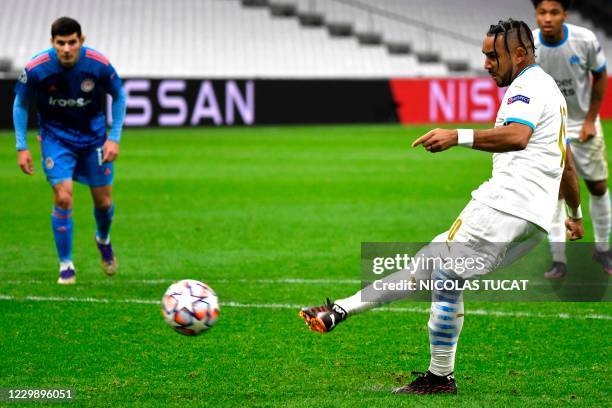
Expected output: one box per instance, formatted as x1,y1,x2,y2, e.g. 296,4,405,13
428,200,545,279
568,120,608,182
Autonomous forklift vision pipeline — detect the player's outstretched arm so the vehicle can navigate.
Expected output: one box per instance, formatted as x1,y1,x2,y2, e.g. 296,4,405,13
13,94,33,175
560,147,584,241
412,123,532,153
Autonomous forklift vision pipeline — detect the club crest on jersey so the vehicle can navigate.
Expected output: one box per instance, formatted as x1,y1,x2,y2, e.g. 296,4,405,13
18,70,27,84
81,78,95,92
45,157,54,169
507,95,530,105
569,55,580,65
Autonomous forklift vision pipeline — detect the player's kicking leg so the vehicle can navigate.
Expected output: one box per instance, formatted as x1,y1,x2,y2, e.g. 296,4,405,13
91,185,117,276
300,266,461,395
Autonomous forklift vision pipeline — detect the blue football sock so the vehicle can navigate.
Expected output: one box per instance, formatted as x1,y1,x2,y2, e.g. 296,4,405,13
94,205,114,242
51,207,73,262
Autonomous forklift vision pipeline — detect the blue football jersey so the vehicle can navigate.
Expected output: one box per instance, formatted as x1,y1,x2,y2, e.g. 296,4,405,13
15,46,122,148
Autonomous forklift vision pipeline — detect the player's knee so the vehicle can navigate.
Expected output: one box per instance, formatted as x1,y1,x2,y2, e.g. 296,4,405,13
94,198,113,211
588,180,608,196
55,192,73,210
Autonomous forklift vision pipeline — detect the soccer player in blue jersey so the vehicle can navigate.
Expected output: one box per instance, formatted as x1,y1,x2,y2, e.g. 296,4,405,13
13,17,126,284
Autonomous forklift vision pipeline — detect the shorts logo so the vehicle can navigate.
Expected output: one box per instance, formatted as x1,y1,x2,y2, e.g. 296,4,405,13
45,157,54,169
18,69,27,84
104,168,111,176
569,55,580,65
81,78,95,92
507,95,530,105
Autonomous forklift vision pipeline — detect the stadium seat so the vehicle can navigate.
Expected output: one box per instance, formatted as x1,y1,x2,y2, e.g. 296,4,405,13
0,0,608,77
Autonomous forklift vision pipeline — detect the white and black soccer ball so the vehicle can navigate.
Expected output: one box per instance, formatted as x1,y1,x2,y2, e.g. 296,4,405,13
162,279,220,335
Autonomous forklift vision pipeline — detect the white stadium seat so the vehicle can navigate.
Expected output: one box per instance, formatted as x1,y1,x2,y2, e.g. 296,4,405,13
0,0,608,78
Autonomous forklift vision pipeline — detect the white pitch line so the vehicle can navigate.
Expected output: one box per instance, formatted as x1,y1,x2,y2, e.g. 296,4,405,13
2,278,362,285
3,278,607,288
0,294,610,320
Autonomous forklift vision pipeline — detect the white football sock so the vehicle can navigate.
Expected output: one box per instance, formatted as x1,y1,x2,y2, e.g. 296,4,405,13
428,297,464,376
590,190,611,252
334,266,420,315
548,199,567,263
334,291,380,316
428,269,464,376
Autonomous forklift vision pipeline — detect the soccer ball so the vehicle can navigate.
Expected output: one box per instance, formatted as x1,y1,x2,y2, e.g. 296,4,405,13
162,279,220,335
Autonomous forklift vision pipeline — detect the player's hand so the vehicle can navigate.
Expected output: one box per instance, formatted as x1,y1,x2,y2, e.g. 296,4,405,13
17,149,34,175
578,120,596,143
565,217,584,241
412,128,458,153
103,140,120,163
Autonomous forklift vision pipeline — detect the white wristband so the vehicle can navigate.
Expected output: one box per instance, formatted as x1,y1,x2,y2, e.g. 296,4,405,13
565,204,583,220
457,129,474,148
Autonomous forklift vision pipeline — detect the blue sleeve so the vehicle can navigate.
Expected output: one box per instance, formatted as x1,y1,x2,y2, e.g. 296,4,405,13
109,86,126,143
101,63,125,143
13,94,30,151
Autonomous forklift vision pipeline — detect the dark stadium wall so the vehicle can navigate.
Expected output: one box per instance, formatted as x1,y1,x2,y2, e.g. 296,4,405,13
114,79,397,126
1,78,612,128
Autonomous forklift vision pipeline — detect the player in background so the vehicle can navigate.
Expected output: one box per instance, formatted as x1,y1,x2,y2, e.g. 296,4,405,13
531,0,610,278
13,17,126,284
300,19,584,394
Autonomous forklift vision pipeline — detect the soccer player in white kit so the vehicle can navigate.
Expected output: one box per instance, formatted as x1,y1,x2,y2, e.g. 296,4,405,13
531,0,610,278
299,19,585,395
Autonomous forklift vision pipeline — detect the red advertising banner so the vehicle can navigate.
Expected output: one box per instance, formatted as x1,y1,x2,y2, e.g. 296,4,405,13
602,80,612,118
390,77,612,124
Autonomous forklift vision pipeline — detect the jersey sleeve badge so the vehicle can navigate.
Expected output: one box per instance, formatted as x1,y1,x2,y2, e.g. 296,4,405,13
18,69,28,84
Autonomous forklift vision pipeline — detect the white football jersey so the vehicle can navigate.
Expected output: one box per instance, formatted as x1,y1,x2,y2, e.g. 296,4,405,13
471,64,567,232
533,23,607,135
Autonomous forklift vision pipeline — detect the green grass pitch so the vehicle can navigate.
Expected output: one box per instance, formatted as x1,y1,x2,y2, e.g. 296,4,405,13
0,123,610,407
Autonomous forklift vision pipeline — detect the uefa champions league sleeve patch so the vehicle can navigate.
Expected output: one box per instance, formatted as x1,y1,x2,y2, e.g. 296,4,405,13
507,95,530,105
18,69,27,84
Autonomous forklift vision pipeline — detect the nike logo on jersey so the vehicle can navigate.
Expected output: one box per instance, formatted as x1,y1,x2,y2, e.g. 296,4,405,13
48,96,92,108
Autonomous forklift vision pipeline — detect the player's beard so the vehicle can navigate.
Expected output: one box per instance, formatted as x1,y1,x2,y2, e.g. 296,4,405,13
498,67,513,87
